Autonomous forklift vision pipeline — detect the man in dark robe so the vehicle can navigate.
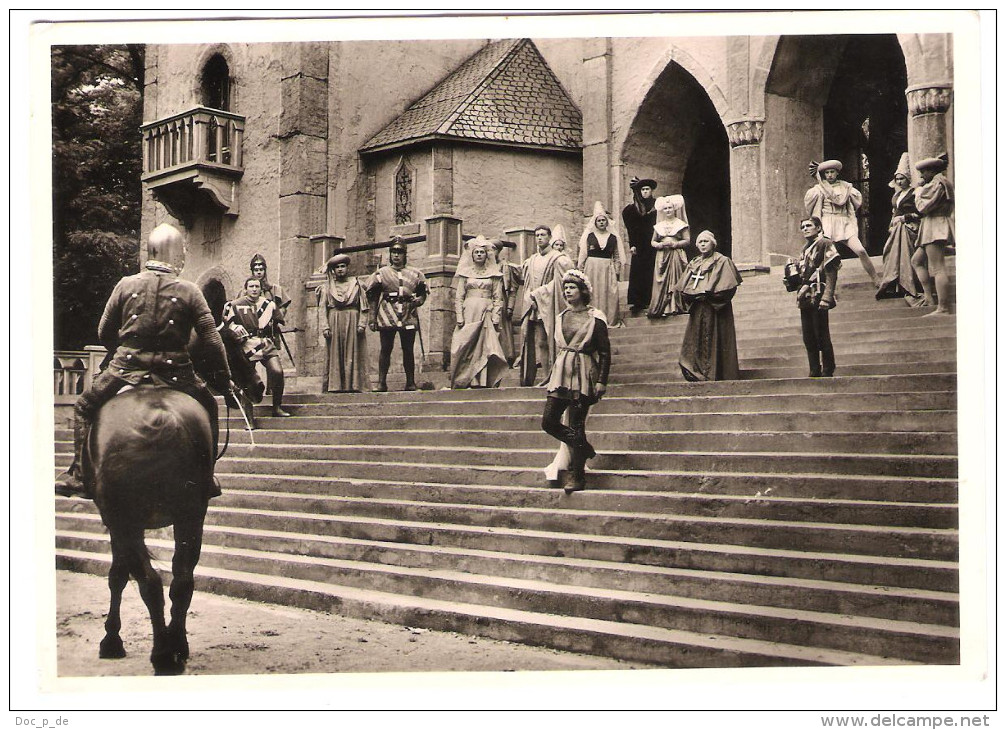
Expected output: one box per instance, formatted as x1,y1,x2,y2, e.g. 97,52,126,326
672,230,742,381
621,176,658,313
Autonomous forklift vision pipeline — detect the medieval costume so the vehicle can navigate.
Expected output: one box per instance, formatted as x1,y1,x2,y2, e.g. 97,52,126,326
914,158,956,250
518,228,574,386
672,231,742,381
796,227,842,378
876,154,922,300
316,253,370,393
223,279,290,417
577,201,626,327
366,240,429,391
804,159,879,285
450,236,508,389
249,253,291,350
55,224,231,499
492,238,522,365
622,176,658,312
541,270,611,494
647,195,691,317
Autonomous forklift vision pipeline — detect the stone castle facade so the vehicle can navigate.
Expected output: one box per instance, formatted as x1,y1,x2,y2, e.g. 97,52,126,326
139,33,954,382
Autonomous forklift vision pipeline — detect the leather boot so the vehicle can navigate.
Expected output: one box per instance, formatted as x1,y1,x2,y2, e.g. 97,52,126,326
271,381,291,417
55,417,89,498
563,449,587,494
807,351,822,378
376,365,389,392
403,363,417,391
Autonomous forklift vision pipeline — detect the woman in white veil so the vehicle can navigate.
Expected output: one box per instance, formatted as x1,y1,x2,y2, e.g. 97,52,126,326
647,194,691,317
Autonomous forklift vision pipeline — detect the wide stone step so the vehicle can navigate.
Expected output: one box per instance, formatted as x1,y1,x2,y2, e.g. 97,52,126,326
212,445,957,479
54,533,956,663
614,361,957,383
56,547,910,668
56,506,958,593
225,390,957,419
56,409,958,444
612,333,957,360
199,428,959,456
207,480,956,529
55,520,957,626
274,374,957,403
611,318,955,348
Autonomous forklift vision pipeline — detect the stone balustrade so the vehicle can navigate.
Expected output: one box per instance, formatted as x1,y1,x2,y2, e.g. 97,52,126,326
53,346,106,404
141,107,245,175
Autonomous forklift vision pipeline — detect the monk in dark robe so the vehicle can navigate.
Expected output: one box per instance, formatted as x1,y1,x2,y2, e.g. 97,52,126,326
672,230,742,381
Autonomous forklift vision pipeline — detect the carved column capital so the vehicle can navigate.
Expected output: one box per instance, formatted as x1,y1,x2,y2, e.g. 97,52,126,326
726,119,765,148
906,84,953,117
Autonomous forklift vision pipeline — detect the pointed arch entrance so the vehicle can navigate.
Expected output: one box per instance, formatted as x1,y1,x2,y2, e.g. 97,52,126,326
765,34,908,256
621,62,731,256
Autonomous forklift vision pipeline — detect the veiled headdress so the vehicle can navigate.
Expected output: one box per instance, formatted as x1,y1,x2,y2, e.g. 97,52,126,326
578,201,626,262
455,235,502,278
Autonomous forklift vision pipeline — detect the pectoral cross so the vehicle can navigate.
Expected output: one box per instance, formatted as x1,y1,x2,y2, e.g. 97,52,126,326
688,270,706,289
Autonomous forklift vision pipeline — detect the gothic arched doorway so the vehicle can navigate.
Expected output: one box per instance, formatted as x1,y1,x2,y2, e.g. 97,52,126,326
766,34,908,257
622,62,731,256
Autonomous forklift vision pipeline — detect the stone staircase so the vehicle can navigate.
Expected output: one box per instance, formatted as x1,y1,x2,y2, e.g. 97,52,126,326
54,257,959,668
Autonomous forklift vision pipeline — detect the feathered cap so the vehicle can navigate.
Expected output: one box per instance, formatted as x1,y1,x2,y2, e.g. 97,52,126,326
561,268,593,299
325,253,351,270
915,152,949,173
817,159,843,173
889,152,912,188
629,175,657,191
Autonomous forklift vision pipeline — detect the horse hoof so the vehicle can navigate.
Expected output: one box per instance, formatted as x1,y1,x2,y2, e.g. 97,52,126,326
152,654,186,676
99,636,126,659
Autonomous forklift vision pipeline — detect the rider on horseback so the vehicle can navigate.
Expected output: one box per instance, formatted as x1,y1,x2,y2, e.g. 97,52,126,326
55,223,232,499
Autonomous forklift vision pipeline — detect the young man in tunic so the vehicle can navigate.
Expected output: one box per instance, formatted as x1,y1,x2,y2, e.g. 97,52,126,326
804,160,879,286
366,239,429,391
55,223,231,498
223,277,291,417
248,253,291,351
795,217,842,378
518,225,574,387
912,153,955,316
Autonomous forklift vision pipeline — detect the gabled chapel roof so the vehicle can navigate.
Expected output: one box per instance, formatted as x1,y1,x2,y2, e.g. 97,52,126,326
360,38,582,154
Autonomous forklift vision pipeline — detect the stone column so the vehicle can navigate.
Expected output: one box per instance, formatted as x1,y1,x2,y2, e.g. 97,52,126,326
581,38,612,215
505,227,536,264
278,42,329,377
421,215,463,371
906,84,954,181
726,118,768,270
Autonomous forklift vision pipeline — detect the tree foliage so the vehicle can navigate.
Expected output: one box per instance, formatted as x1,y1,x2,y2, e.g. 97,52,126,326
52,44,144,350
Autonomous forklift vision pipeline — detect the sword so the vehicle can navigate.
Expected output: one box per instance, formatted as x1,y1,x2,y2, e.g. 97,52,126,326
276,326,296,368
230,385,256,445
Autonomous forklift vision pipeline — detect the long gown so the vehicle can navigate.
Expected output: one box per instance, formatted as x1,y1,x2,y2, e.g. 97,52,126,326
647,219,689,316
317,276,369,392
450,274,508,389
578,232,623,327
622,202,657,310
876,188,921,299
672,251,741,381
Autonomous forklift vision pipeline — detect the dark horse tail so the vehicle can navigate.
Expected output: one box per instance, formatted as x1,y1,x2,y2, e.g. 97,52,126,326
89,387,213,531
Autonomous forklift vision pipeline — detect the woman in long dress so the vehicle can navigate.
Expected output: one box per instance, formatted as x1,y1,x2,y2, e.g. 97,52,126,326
647,195,691,317
577,201,625,327
876,153,923,301
540,269,611,494
672,230,742,381
491,238,522,365
450,236,508,389
316,253,370,393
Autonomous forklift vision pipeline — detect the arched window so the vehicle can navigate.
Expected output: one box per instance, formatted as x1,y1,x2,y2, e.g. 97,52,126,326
201,54,231,111
394,159,414,225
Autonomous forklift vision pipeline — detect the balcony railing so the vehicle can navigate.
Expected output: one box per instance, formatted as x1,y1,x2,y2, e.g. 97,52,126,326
141,106,245,177
54,347,106,404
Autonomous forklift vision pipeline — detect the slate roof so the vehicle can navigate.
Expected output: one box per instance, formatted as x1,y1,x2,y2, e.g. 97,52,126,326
360,39,582,154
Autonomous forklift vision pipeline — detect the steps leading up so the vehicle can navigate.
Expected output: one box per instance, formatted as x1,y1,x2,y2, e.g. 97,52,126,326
55,257,959,668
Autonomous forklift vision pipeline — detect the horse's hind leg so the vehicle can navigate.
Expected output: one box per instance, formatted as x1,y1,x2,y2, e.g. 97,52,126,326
98,535,130,659
166,512,205,667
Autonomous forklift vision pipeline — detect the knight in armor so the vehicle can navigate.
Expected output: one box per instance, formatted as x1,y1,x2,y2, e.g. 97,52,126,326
222,277,291,417
55,223,232,498
366,238,429,391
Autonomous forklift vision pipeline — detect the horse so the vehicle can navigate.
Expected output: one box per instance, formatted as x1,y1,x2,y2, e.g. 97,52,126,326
86,385,213,675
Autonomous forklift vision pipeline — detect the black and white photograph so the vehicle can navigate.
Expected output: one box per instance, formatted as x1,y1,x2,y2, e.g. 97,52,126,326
13,8,995,721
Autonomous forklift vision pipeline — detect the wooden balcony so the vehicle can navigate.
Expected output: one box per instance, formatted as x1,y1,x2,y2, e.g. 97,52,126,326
140,107,245,224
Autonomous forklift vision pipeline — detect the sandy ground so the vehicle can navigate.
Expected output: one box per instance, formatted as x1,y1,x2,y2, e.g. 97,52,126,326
55,570,650,677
